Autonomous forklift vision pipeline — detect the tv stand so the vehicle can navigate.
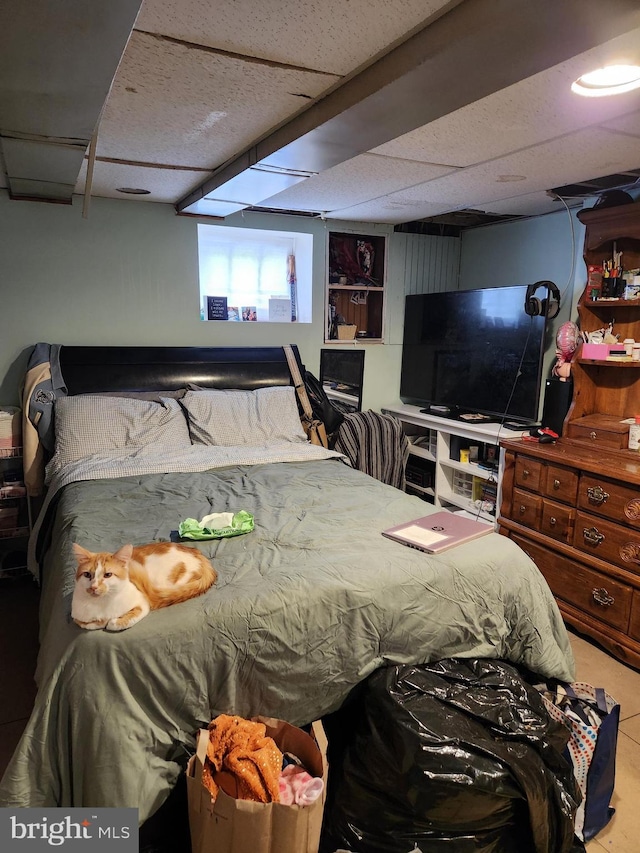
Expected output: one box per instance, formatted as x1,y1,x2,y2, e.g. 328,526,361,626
382,404,529,523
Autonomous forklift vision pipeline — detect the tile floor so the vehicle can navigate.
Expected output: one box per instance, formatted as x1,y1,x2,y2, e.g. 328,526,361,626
0,577,638,851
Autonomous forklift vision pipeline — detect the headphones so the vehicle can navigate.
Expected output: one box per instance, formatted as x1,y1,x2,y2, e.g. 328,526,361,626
524,280,561,319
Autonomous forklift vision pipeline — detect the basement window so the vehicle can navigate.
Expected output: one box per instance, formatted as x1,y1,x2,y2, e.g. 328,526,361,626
197,224,312,323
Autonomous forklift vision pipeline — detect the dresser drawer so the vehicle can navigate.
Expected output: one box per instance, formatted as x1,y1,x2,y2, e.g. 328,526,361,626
511,534,632,633
514,456,544,492
574,510,640,574
630,592,640,642
566,414,630,449
542,464,578,504
578,474,640,530
540,499,575,544
512,488,542,529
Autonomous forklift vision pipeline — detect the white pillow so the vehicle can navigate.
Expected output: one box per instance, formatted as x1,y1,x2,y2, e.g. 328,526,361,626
181,386,307,446
51,395,191,467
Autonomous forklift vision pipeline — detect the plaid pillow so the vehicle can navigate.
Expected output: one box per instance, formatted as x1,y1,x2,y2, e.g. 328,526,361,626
51,395,191,467
181,386,307,446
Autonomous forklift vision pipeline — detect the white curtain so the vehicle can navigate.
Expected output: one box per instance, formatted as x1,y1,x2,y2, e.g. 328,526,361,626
199,228,293,312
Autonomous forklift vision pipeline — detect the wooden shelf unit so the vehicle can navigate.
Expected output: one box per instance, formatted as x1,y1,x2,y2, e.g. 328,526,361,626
565,202,640,438
382,405,510,523
326,231,386,342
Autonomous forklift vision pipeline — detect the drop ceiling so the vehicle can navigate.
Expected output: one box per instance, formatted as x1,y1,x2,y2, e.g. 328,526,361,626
1,0,640,225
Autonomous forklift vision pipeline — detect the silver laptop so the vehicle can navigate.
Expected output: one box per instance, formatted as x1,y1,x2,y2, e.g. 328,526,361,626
382,510,493,554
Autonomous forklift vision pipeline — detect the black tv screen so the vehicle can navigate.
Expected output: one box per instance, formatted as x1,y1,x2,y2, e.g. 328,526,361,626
400,286,547,422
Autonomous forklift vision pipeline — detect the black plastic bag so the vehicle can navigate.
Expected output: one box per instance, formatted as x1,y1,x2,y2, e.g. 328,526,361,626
304,370,344,435
321,659,584,853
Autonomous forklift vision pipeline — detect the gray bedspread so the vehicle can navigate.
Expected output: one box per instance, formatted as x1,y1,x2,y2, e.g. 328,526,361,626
0,456,574,822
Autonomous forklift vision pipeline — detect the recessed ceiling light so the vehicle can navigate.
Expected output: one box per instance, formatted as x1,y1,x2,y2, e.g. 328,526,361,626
496,175,527,182
571,64,640,97
116,187,151,194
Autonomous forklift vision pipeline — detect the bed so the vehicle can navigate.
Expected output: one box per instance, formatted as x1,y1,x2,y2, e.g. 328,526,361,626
0,344,574,827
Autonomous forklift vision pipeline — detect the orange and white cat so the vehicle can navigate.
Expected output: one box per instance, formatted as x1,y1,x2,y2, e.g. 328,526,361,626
71,542,217,631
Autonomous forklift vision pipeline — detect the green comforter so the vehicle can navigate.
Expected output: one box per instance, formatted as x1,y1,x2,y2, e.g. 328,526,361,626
0,457,574,822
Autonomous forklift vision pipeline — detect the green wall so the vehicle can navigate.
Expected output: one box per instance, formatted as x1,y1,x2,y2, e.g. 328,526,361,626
0,191,404,411
460,206,587,401
0,189,586,417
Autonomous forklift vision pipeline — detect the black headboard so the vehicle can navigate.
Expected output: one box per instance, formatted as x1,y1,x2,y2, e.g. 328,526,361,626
58,345,303,395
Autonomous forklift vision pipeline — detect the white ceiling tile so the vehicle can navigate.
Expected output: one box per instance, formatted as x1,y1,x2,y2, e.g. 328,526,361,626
327,198,458,224
472,191,574,217
4,0,640,219
9,178,75,200
260,153,457,212
390,128,640,208
74,159,208,203
135,0,449,75
97,32,338,168
606,109,640,137
2,138,86,185
371,27,640,168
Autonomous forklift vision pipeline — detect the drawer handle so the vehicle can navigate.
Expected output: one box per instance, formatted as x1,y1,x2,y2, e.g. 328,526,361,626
587,485,609,505
553,479,560,490
589,430,597,440
522,469,530,479
519,505,527,515
549,516,557,526
592,587,615,607
583,526,604,546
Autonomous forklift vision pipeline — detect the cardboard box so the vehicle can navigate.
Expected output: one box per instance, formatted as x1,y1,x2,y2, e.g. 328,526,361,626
187,718,327,853
337,325,357,340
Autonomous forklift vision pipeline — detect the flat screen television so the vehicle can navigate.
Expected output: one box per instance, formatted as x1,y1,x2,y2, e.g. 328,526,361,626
400,286,548,423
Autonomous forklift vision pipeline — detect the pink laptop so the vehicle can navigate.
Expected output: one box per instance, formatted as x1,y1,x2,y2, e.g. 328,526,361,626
382,510,493,554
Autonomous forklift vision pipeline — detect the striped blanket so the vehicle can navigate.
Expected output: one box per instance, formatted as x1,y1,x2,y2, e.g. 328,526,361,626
333,410,409,489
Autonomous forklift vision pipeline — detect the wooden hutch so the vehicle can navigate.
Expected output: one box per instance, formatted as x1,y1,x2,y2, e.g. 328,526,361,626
499,200,640,668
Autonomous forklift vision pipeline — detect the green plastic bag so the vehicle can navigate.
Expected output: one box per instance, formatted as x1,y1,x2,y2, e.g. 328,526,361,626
178,510,254,540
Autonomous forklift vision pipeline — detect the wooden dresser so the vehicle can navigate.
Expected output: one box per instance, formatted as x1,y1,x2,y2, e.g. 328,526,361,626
498,200,640,668
499,439,640,668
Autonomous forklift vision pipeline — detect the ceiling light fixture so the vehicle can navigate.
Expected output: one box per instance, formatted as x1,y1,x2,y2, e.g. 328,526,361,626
116,187,151,194
571,64,640,97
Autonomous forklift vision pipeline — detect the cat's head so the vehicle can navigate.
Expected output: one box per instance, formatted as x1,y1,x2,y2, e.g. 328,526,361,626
72,544,134,597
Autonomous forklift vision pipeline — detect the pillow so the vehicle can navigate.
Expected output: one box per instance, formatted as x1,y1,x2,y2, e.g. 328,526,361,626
181,386,307,446
51,394,191,466
87,389,186,401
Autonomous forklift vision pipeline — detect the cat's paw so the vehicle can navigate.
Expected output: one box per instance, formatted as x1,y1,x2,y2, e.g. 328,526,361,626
106,606,146,631
105,617,131,632
75,618,107,631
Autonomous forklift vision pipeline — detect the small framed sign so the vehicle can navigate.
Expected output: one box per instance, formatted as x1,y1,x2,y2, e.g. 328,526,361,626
207,296,228,320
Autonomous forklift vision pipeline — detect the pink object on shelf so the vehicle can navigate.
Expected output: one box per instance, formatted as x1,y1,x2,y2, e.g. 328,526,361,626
581,343,611,360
